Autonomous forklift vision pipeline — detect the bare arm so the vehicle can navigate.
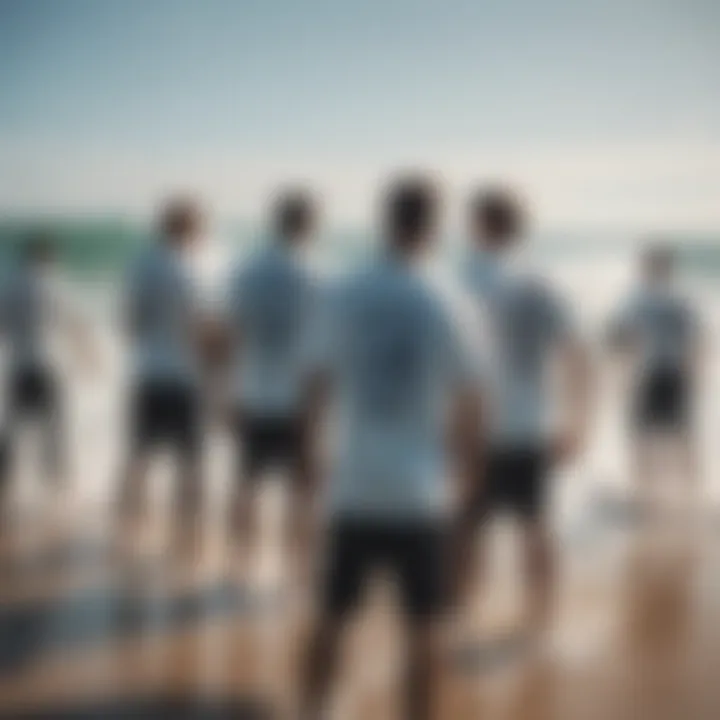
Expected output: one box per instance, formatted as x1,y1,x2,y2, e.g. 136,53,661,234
448,383,485,505
555,336,594,464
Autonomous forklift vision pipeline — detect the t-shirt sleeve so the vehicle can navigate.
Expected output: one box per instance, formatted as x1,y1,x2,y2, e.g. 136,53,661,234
439,291,488,392
681,300,705,353
606,295,640,347
542,286,576,344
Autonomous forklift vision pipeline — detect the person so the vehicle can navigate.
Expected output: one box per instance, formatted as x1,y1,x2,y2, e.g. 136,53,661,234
607,243,704,512
222,188,323,576
299,176,483,720
0,233,93,504
116,196,209,549
454,186,592,640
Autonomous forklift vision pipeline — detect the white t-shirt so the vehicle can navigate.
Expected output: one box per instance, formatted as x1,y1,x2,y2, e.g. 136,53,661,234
225,243,322,416
317,254,481,521
463,250,575,446
125,243,200,385
0,263,82,373
610,285,700,374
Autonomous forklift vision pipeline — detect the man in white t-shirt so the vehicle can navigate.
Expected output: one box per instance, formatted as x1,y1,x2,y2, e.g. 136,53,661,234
117,197,208,541
607,243,704,506
299,176,483,720
455,187,591,638
223,189,323,566
0,235,92,500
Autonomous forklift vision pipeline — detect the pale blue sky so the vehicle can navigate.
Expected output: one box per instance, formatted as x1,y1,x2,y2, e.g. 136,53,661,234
1,0,718,228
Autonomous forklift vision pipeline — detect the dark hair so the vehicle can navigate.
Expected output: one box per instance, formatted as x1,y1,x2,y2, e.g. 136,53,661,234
21,232,56,264
158,196,204,239
470,186,526,243
273,189,316,239
384,174,440,247
643,241,675,275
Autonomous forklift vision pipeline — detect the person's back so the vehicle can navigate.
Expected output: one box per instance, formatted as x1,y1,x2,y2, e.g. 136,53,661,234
1,239,83,374
301,175,482,720
455,186,591,641
0,236,87,490
117,197,206,540
465,252,571,445
223,189,323,567
608,243,703,508
327,257,468,518
615,283,699,377
228,242,318,416
127,241,198,385
3,263,52,370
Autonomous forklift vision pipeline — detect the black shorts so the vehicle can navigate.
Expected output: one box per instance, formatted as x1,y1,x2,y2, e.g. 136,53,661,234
470,445,549,522
7,365,58,417
322,519,448,620
235,412,305,480
131,380,201,459
634,367,690,432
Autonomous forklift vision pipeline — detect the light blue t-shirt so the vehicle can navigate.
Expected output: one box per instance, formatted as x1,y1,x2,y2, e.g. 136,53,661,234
225,243,322,416
125,243,200,385
464,250,574,446
0,264,81,372
318,254,480,521
610,285,700,374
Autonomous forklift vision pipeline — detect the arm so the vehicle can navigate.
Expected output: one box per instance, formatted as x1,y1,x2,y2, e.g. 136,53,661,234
554,335,593,465
544,287,594,465
448,383,485,505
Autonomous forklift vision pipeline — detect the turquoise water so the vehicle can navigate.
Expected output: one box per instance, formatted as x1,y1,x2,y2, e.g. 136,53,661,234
0,217,718,280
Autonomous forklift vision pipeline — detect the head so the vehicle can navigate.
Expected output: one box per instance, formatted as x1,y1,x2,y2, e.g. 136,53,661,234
468,185,526,254
157,195,205,251
21,232,56,269
383,174,441,259
641,242,676,286
272,188,317,247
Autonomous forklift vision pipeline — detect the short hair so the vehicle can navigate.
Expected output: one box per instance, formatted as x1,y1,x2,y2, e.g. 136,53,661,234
384,174,440,242
470,186,526,241
158,195,204,238
22,231,55,263
272,188,316,238
643,241,676,270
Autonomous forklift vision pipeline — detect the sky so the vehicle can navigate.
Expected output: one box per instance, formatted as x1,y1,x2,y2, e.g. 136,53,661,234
0,0,718,230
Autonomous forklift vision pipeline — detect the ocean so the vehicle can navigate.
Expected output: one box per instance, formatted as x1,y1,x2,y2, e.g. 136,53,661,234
1,217,719,282
0,216,718,522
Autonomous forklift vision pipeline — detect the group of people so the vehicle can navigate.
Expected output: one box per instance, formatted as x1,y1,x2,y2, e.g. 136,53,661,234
0,175,704,719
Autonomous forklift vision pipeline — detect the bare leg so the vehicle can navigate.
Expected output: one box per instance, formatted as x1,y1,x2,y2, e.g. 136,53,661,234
676,433,699,490
117,452,151,524
449,509,487,610
287,443,318,584
230,451,260,576
299,617,343,720
0,421,17,518
630,434,655,517
405,619,441,720
174,453,204,559
43,405,67,487
522,519,556,636
672,432,702,523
